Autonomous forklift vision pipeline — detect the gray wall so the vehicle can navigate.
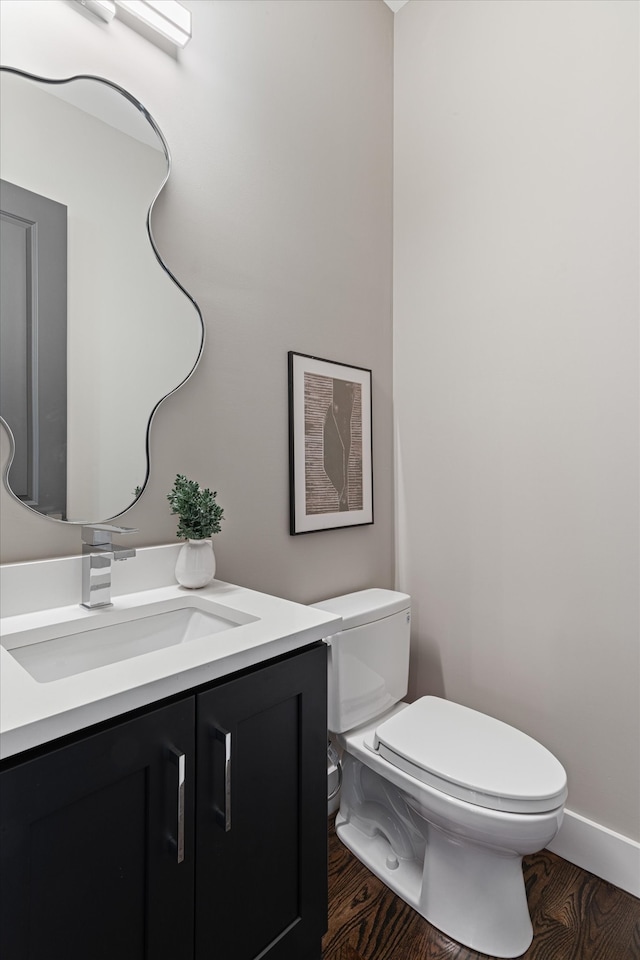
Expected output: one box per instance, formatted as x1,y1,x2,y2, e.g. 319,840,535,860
394,0,639,842
0,0,394,602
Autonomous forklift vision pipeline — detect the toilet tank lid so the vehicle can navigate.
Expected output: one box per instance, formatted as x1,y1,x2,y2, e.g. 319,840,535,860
312,588,410,631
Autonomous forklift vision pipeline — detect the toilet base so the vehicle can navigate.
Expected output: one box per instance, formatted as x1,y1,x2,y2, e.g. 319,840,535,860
336,754,535,959
417,818,533,958
336,812,424,911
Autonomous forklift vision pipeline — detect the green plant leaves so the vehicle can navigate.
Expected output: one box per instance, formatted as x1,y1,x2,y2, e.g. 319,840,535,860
167,474,224,540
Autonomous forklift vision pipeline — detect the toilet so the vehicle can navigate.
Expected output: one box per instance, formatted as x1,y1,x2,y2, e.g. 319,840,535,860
313,589,567,959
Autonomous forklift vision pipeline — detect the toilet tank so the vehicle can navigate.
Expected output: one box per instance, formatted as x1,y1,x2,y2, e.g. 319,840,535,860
312,589,411,734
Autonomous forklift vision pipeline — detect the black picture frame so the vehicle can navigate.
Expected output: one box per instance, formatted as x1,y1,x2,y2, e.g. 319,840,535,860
288,351,373,535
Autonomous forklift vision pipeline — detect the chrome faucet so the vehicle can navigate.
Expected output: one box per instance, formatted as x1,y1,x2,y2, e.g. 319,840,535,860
81,524,137,609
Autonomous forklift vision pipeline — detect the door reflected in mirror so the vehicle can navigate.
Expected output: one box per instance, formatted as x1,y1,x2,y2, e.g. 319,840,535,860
0,68,203,522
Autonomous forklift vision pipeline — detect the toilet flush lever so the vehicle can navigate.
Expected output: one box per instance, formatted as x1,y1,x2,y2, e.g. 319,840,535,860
212,724,232,832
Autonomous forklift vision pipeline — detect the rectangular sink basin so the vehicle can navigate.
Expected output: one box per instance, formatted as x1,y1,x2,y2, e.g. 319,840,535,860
3,603,252,684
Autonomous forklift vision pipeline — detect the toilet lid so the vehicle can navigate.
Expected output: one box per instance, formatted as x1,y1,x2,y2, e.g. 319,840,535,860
373,697,567,814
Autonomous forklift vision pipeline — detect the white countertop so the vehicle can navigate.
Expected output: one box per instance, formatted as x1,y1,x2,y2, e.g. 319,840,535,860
0,548,340,760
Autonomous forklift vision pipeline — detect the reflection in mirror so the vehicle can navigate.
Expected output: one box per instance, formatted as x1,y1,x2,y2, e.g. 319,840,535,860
0,68,203,522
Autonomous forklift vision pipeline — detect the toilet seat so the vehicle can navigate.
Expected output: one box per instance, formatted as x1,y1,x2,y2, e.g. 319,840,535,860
370,697,567,814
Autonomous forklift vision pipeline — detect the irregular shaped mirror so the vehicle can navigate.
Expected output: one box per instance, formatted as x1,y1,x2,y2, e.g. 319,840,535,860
0,68,203,522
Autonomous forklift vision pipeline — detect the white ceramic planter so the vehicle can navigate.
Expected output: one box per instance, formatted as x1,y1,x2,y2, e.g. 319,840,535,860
175,539,216,589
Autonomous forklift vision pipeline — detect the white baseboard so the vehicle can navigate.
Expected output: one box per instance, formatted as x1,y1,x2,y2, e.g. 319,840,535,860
547,808,640,898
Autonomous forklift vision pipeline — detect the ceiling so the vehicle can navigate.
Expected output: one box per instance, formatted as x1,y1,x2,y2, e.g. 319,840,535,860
383,0,410,12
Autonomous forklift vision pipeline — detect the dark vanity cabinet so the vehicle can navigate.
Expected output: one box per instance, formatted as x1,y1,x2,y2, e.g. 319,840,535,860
0,698,196,960
195,646,328,960
0,643,327,960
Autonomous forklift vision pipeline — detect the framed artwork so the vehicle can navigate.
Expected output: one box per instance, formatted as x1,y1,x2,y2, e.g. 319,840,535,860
288,351,373,535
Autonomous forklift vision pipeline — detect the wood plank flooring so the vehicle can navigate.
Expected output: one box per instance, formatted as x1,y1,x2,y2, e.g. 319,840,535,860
323,816,640,960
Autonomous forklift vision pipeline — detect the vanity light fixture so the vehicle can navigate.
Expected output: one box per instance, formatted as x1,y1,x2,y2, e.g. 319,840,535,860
74,0,116,22
115,1,192,48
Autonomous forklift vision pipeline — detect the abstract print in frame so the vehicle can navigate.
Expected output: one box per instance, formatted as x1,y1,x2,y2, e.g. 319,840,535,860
288,352,373,534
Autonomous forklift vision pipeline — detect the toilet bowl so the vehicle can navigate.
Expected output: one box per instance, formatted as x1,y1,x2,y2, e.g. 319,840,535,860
313,590,567,959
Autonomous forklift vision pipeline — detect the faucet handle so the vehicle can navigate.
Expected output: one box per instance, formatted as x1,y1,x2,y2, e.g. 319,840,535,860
81,524,138,546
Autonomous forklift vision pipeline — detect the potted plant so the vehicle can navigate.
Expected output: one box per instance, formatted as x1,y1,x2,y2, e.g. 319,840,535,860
168,474,224,588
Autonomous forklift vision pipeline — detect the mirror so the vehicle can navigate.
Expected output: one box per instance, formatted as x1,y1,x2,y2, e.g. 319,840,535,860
0,68,203,522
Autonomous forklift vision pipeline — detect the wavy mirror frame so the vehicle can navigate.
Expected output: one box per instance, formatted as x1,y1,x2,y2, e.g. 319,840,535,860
0,67,205,524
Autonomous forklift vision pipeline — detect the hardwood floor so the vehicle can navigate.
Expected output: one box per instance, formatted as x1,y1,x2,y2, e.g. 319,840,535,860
323,817,640,960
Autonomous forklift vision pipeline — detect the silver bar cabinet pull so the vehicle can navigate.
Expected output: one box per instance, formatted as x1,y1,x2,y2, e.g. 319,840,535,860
168,746,186,863
213,724,232,832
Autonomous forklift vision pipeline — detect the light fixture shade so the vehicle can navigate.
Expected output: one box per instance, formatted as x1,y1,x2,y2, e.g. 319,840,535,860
115,1,192,47
74,0,117,22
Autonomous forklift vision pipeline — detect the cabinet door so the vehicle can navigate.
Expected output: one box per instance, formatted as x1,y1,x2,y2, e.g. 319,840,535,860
195,644,327,960
0,697,196,960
